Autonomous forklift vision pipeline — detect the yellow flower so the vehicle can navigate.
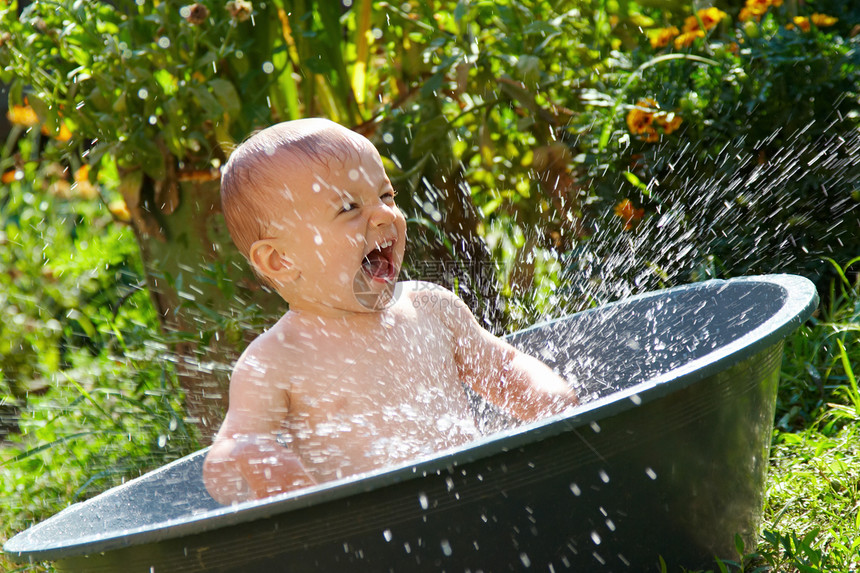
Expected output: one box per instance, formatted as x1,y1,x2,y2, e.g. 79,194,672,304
683,7,727,33
674,30,705,48
7,104,39,127
790,14,838,32
649,26,679,49
811,13,838,27
791,17,811,32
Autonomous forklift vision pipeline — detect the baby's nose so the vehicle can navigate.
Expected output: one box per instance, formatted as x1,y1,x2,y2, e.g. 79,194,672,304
368,202,397,226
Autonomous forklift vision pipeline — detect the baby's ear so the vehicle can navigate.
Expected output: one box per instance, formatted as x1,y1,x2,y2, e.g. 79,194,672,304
249,240,300,285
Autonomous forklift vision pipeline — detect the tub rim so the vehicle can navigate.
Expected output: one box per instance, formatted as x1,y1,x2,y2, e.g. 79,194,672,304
4,273,818,560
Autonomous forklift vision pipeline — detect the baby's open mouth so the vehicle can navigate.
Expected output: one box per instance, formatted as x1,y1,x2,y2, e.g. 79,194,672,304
361,238,397,282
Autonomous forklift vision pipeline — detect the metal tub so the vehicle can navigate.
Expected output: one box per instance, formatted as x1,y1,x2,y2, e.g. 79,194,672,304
5,274,818,571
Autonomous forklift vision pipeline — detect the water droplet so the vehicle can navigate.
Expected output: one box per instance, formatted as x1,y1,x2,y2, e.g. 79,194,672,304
569,482,581,496
645,467,658,480
520,552,531,567
590,421,601,433
314,234,323,245
440,539,452,556
348,169,360,181
418,492,428,509
605,518,616,531
382,133,394,144
137,87,149,99
382,529,392,542
591,531,602,545
157,36,170,49
262,61,275,74
629,393,642,405
598,469,610,483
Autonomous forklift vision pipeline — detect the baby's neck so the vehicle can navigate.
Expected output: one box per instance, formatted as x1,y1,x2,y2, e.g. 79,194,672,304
286,305,392,329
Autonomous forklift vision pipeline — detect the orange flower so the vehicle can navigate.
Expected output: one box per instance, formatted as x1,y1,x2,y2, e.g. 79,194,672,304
73,165,98,199
614,199,645,230
41,121,72,142
811,13,838,27
683,7,727,33
655,113,682,135
674,30,705,49
739,0,776,22
7,104,39,127
789,17,811,32
626,99,683,143
649,26,679,49
2,169,19,184
627,99,657,140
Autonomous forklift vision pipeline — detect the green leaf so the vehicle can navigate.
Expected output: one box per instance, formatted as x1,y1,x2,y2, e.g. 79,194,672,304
153,69,178,97
623,171,649,194
192,85,224,116
209,79,241,117
523,21,558,37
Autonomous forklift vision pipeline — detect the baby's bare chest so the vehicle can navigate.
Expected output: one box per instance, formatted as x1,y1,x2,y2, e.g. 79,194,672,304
286,317,465,415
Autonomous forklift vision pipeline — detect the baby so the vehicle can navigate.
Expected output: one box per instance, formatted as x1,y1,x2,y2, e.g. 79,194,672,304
203,118,578,505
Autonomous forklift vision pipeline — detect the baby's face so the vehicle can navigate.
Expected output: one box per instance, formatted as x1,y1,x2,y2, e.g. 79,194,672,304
266,143,407,315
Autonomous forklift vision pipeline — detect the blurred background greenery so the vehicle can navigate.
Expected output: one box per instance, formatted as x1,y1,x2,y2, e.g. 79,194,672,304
1,0,858,570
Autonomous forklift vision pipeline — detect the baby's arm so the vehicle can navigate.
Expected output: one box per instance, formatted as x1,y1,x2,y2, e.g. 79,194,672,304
424,284,578,423
203,353,314,504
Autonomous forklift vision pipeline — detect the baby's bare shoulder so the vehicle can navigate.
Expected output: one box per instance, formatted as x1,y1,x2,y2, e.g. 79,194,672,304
231,321,309,393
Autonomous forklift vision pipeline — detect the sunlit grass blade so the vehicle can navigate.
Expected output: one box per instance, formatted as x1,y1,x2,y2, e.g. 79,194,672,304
833,338,860,418
62,372,126,433
351,0,372,112
1,431,107,466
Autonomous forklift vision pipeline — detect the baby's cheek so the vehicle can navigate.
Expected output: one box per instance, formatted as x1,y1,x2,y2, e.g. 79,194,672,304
348,232,365,247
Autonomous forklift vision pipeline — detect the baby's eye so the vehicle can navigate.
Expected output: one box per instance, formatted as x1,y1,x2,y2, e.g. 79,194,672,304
340,201,359,214
381,189,397,202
